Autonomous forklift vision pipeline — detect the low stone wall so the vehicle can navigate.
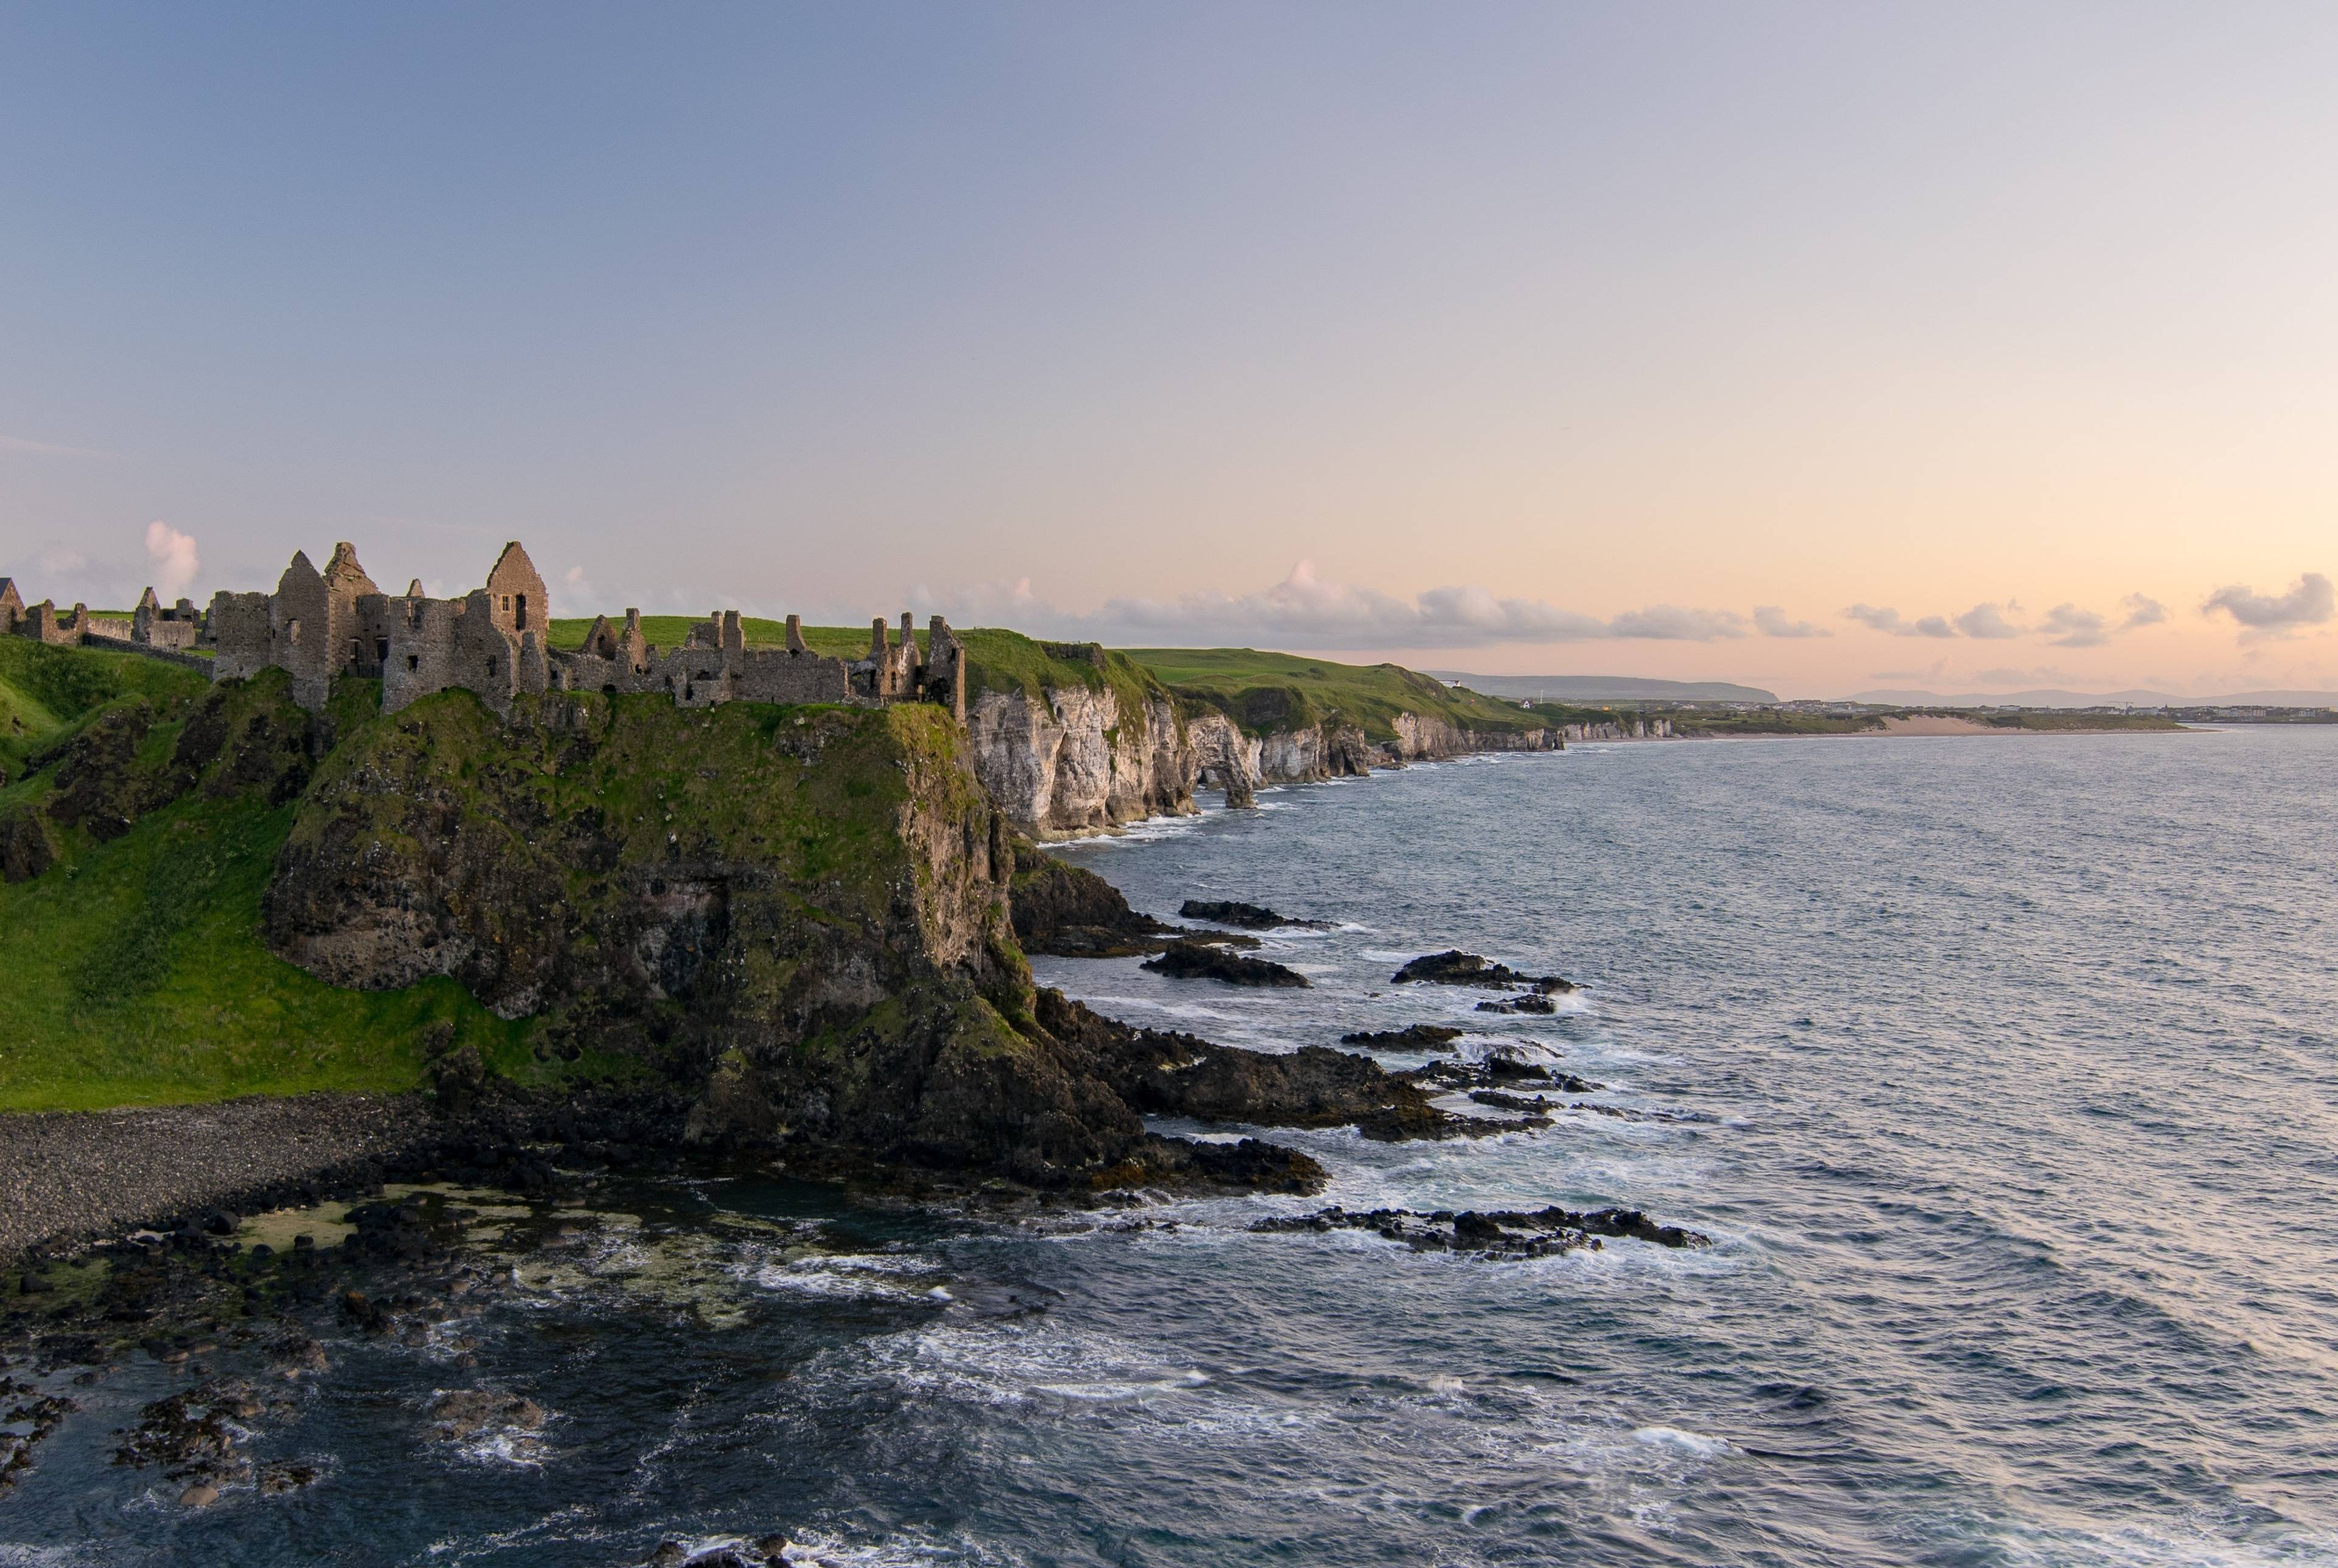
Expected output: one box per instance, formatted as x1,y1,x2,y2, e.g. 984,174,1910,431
79,633,214,672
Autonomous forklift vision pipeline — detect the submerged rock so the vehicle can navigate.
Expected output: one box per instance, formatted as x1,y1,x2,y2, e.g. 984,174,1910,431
1338,1024,1464,1051
1178,899,1329,931
1252,1203,1710,1255
1140,943,1310,988
424,1388,547,1441
1392,950,1574,993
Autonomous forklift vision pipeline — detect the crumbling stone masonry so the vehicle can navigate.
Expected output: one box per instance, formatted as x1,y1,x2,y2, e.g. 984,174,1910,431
206,540,968,721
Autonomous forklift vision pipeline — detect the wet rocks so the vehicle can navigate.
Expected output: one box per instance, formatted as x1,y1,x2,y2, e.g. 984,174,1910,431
0,1379,79,1489
1010,854,1250,958
1036,990,1456,1143
423,1388,547,1441
1408,1055,1601,1096
1475,993,1557,1015
1140,942,1310,988
1392,950,1574,993
1252,1203,1710,1256
112,1376,286,1492
1339,1024,1463,1051
1178,899,1329,931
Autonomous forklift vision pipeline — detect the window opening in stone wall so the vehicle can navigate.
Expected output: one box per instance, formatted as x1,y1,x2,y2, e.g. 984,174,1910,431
287,619,301,644
514,594,528,630
376,637,388,663
407,654,420,671
487,656,498,679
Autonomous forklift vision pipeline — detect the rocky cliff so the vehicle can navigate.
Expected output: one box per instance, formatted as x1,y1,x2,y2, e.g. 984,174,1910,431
960,645,1559,836
259,684,1441,1189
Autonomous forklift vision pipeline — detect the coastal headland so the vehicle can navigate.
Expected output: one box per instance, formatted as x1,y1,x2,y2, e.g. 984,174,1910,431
2,537,2197,1265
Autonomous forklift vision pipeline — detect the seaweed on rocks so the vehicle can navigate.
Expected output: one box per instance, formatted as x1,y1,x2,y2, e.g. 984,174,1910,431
1178,899,1329,931
1392,950,1574,993
1252,1204,1710,1256
1140,942,1310,988
1338,1024,1464,1050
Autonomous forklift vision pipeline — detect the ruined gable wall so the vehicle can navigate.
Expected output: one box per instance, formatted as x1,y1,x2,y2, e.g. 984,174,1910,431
482,545,547,639
271,558,335,709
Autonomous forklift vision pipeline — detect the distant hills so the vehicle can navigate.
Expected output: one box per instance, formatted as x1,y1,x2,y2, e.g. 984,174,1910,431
1852,687,2338,709
1425,673,1778,704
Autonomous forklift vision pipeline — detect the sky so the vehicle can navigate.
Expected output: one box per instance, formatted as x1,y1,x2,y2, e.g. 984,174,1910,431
4,3,2336,699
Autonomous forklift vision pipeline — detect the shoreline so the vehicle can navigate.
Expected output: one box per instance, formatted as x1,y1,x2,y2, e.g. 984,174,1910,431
0,1094,436,1265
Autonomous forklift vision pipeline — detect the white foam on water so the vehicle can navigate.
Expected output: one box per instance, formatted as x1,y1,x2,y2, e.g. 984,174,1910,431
743,1252,939,1301
1631,1424,1732,1457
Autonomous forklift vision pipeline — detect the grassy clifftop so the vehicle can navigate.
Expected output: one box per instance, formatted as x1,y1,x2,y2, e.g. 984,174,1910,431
0,636,212,786
1125,646,1546,742
0,640,1008,1115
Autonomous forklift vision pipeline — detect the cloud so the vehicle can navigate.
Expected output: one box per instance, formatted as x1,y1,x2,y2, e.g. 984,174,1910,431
0,433,123,459
1953,601,2024,639
925,561,1756,650
144,522,199,600
1754,605,1828,638
2118,593,2168,631
2202,573,2334,638
557,564,597,614
1844,604,1954,639
2039,603,2108,648
1606,604,1748,640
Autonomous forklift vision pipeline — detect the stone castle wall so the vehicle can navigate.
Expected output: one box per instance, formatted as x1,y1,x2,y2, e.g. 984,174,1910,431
188,539,967,724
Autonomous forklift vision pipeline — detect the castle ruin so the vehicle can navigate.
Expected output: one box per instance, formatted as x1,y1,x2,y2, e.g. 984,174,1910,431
6,541,967,722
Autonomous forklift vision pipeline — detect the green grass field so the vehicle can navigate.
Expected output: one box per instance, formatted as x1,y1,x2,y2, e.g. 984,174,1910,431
0,788,530,1111
0,650,539,1111
1123,646,1545,741
0,635,212,786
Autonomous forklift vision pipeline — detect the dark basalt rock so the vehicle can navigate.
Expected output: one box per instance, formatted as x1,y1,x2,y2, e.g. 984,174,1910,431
1476,992,1557,1015
1037,989,1456,1142
1179,899,1329,931
1405,1054,1601,1094
1392,950,1574,993
1141,942,1310,989
1339,1024,1464,1051
1011,855,1252,957
0,807,56,884
1252,1203,1710,1256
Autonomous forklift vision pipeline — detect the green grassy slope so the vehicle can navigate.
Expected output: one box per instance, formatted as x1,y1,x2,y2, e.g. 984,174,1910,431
0,788,527,1111
1124,646,1545,741
0,663,535,1110
0,636,211,786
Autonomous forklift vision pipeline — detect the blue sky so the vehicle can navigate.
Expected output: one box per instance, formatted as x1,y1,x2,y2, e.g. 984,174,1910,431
5,4,2337,695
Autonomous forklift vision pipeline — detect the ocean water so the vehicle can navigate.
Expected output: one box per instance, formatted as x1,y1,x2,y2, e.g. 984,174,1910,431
10,728,2338,1566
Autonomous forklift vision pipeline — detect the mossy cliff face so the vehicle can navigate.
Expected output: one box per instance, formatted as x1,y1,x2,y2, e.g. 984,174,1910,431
261,690,1332,1187
266,693,1016,1026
